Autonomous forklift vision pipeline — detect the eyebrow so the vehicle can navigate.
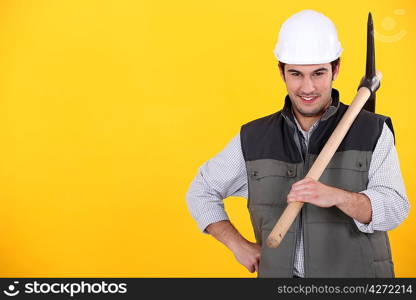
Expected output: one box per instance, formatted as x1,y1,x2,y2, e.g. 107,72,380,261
287,67,329,73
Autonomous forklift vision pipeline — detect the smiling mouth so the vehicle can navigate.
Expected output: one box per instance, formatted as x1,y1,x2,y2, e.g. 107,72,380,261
299,95,319,103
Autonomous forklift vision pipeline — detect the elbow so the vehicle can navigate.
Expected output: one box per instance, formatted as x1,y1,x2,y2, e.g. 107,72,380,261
395,196,410,227
386,195,410,231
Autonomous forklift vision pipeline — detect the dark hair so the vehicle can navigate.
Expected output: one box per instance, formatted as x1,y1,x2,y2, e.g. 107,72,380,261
278,58,340,78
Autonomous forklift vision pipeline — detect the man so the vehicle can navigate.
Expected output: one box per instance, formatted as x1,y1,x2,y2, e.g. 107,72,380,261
186,10,409,277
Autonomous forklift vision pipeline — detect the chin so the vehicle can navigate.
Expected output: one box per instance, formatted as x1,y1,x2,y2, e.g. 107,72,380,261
297,106,326,118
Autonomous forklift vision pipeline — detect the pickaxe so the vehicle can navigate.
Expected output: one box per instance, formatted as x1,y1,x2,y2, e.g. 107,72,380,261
267,13,380,248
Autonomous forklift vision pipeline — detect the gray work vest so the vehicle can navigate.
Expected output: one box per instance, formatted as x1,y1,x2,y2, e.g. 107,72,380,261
240,89,395,278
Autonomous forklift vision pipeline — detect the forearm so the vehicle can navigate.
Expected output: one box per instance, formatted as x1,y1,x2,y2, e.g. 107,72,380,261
288,178,373,224
334,188,372,224
206,220,246,252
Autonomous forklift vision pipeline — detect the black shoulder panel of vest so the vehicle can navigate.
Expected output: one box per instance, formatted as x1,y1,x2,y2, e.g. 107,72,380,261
240,103,394,162
309,103,394,154
240,111,303,163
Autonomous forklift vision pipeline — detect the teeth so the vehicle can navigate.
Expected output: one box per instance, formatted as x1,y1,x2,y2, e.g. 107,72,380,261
302,96,314,101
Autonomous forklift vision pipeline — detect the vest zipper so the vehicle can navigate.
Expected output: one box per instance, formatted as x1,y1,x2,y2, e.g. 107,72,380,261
298,127,311,278
283,116,303,277
283,114,311,277
302,152,309,278
289,156,308,278
301,125,319,277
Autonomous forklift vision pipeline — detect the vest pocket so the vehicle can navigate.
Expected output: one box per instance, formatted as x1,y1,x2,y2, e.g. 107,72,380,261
307,222,376,277
318,151,370,193
306,151,371,223
247,159,299,207
258,229,295,278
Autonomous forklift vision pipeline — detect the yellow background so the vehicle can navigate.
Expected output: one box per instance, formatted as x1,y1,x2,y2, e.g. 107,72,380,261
0,0,414,277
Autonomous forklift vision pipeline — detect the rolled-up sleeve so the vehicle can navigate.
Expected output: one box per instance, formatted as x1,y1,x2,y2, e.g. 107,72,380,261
354,123,410,233
186,133,248,232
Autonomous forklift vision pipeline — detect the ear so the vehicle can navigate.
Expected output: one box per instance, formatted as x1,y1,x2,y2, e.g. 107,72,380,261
332,59,341,81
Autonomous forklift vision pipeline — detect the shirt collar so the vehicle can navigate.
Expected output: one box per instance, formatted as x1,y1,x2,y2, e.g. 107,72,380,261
293,114,319,135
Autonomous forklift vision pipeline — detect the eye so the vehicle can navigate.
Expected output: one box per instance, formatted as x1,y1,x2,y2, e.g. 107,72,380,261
290,72,301,77
313,72,324,77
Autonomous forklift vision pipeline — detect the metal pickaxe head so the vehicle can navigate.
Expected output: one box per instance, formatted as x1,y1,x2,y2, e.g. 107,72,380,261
359,12,379,113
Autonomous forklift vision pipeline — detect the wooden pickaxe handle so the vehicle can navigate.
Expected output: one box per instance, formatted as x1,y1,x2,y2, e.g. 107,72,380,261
266,72,381,248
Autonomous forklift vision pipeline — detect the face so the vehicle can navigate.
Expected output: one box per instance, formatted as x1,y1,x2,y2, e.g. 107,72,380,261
279,62,339,119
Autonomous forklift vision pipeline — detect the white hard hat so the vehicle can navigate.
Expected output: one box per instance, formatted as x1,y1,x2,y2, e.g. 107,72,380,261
274,10,343,64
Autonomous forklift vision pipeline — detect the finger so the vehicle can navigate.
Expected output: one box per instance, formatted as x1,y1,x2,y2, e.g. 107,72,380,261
287,195,301,203
287,193,300,202
298,196,314,203
291,183,313,192
247,264,254,273
288,194,313,203
288,189,314,199
292,190,315,197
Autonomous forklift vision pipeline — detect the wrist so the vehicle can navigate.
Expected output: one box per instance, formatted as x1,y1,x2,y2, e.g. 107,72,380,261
206,220,247,253
332,186,349,207
228,235,247,253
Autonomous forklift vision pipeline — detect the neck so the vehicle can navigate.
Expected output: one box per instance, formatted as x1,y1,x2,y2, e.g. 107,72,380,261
293,110,320,131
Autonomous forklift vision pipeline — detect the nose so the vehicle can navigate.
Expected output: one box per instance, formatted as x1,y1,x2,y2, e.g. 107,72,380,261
300,77,315,94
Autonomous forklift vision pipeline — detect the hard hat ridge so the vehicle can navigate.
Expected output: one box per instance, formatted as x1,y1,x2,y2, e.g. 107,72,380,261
274,10,343,64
